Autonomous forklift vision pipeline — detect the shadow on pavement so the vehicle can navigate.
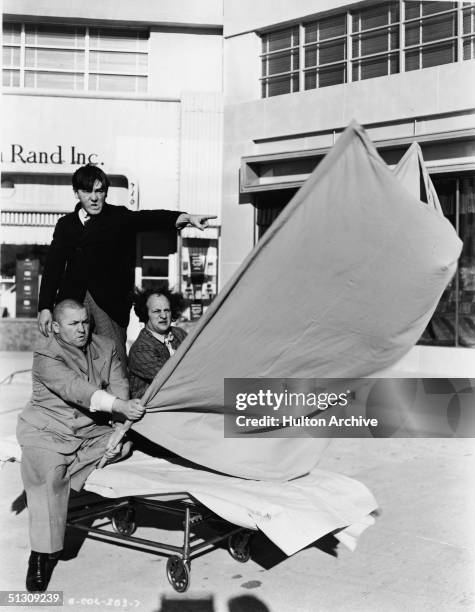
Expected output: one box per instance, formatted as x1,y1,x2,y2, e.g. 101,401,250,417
154,594,272,612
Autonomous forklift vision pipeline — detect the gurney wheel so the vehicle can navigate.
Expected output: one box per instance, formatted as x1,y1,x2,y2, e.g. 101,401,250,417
111,507,137,536
166,556,190,593
228,531,251,563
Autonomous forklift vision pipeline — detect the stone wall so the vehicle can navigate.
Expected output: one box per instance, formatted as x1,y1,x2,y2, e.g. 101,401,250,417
0,319,41,351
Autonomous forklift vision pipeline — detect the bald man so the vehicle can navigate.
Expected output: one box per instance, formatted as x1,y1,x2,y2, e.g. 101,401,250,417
17,299,145,592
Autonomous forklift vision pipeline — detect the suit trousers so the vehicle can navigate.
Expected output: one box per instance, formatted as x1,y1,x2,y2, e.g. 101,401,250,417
20,432,111,554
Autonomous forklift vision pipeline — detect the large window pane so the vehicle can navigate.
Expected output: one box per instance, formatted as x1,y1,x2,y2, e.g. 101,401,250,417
25,48,84,71
354,54,398,80
319,64,345,87
319,40,345,64
405,49,420,70
463,38,474,60
89,50,147,74
5,22,149,93
262,1,463,98
459,177,475,347
305,71,317,89
355,30,397,57
265,52,292,75
89,28,148,52
2,69,20,87
420,176,475,348
422,14,456,43
463,6,475,34
305,23,318,44
421,1,456,16
24,71,84,90
405,2,421,20
266,75,292,96
3,23,21,44
264,28,297,53
305,16,345,43
405,23,420,46
25,25,85,48
419,178,457,346
305,46,317,68
261,26,299,97
305,64,346,89
319,15,346,40
3,46,20,67
353,2,398,32
421,41,455,68
306,66,346,89
89,73,146,92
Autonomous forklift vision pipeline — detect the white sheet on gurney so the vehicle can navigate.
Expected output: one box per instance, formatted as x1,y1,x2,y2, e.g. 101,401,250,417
86,452,377,556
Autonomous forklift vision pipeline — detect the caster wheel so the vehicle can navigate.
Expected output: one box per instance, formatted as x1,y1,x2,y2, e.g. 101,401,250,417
166,556,190,593
111,507,136,536
228,531,251,563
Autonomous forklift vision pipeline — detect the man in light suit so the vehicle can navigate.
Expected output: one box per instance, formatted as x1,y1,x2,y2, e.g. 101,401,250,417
17,299,145,592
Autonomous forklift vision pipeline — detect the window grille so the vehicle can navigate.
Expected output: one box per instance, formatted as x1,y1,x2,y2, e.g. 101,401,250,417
2,23,148,93
260,1,474,97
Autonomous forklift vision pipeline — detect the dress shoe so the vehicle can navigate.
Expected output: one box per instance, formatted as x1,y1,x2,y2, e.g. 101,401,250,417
26,551,59,592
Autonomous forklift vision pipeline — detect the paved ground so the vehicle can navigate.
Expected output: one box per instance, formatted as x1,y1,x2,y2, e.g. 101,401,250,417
0,352,474,612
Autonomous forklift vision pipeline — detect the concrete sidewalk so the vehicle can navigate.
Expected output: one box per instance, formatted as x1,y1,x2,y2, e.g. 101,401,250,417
0,352,474,612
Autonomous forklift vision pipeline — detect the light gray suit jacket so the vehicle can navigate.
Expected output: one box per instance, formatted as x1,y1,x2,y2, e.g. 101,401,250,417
17,333,129,453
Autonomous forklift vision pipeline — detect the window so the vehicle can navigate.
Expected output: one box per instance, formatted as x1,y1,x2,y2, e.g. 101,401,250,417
405,2,457,71
419,175,475,347
139,230,177,291
352,2,400,81
2,23,148,93
304,15,347,89
261,1,474,97
261,27,300,97
463,2,475,59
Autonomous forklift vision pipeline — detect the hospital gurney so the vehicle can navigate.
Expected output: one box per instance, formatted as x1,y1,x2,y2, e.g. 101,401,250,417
67,489,253,593
67,450,377,592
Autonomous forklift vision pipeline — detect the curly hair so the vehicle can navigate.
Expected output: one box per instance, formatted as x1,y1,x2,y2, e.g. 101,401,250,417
133,287,187,324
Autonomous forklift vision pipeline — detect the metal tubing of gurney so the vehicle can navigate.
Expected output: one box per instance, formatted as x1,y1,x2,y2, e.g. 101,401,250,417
70,522,187,554
68,500,130,523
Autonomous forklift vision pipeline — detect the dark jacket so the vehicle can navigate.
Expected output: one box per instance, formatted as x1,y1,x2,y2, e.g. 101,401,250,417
128,326,187,398
38,203,181,327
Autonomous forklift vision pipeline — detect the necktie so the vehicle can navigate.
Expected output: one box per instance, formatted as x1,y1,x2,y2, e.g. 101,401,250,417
164,332,175,356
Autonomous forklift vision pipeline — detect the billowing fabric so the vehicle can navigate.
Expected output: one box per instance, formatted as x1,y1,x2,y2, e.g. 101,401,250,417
393,142,443,213
134,122,462,481
86,452,378,556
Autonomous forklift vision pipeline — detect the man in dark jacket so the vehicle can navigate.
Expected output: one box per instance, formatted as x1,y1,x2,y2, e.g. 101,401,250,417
37,164,215,369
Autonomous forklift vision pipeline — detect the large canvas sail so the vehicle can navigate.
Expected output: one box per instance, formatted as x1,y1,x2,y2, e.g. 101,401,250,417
133,122,462,481
393,141,443,212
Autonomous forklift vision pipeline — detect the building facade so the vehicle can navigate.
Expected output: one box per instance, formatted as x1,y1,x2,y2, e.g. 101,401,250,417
1,0,223,325
221,0,475,374
2,0,475,372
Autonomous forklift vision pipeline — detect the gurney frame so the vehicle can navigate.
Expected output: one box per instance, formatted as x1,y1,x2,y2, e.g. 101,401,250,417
66,493,253,592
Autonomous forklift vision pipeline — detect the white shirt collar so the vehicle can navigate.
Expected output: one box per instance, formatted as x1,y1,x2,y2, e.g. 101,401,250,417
147,327,173,344
78,208,90,225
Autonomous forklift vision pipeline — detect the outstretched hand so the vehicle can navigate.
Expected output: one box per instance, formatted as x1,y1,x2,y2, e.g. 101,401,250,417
176,213,217,231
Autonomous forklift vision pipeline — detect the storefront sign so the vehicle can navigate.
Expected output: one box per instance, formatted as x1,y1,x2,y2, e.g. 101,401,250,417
1,144,103,166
